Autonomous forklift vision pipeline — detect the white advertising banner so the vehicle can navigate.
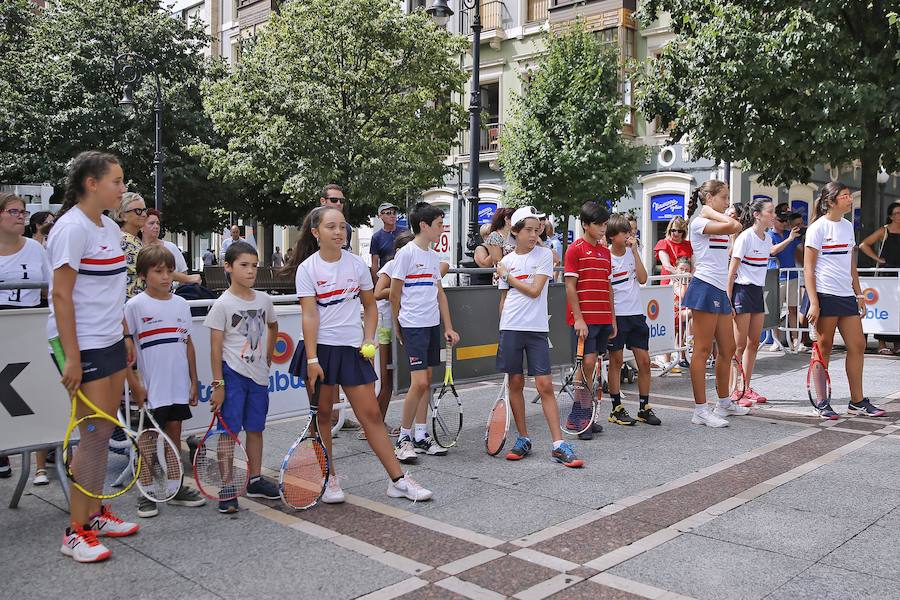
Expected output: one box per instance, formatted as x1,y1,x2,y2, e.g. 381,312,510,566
859,277,900,335
640,285,677,355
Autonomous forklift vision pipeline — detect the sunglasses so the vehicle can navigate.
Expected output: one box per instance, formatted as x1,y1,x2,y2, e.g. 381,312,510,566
126,207,149,216
325,196,345,204
3,208,30,219
670,229,685,234
380,209,397,216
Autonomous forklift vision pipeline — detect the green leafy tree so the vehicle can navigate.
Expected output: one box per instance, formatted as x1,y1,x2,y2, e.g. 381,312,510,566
637,1,900,238
190,0,469,226
0,0,233,233
498,22,645,225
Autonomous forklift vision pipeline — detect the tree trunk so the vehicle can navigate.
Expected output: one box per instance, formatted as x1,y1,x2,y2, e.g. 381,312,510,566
858,152,880,268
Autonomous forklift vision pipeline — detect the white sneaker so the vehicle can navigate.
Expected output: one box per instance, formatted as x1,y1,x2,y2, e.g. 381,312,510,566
413,435,448,456
60,526,111,563
692,407,729,428
714,401,751,418
768,342,782,352
88,505,140,537
394,436,418,464
33,469,49,486
321,476,346,504
795,343,810,353
387,473,433,502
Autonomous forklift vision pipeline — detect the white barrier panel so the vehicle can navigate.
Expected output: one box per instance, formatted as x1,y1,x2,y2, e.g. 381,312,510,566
859,277,900,334
640,285,676,355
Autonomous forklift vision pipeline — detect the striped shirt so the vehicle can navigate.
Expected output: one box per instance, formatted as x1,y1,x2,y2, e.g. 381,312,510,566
564,238,613,325
610,248,642,316
805,216,856,297
689,216,732,291
296,251,372,347
391,242,441,328
733,229,773,287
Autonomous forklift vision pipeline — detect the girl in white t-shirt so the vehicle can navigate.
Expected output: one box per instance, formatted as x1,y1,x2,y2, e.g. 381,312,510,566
681,180,745,428
802,182,885,419
727,198,799,407
283,206,431,503
46,151,139,563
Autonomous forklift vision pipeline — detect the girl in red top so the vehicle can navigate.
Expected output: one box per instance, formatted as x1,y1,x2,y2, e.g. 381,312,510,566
654,217,692,285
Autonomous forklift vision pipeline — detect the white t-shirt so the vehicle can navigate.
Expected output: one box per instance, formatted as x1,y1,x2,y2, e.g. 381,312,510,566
610,248,642,316
689,216,732,291
125,293,192,407
732,228,773,287
391,242,441,328
47,207,127,350
498,246,553,332
805,216,855,297
204,289,276,386
161,240,188,273
296,251,372,348
376,260,394,322
0,238,50,308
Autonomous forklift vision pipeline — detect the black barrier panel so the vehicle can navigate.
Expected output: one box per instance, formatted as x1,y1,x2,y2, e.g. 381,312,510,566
393,283,573,394
763,269,781,330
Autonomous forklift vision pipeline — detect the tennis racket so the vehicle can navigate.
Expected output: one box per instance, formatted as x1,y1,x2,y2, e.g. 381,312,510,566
559,337,597,436
485,374,510,456
279,379,330,510
807,342,832,414
431,350,462,449
729,357,747,402
50,337,141,500
192,411,249,502
133,406,184,502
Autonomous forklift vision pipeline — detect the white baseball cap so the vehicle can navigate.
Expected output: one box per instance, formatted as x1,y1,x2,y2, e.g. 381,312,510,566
511,206,546,227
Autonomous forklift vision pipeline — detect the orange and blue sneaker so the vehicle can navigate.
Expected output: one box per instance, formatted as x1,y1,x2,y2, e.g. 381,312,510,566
847,398,886,418
505,436,532,461
551,442,584,468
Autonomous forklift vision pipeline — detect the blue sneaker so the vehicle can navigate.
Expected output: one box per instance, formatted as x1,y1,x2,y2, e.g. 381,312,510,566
505,436,532,461
816,402,839,420
551,442,584,468
218,486,239,514
847,398,886,418
246,476,280,499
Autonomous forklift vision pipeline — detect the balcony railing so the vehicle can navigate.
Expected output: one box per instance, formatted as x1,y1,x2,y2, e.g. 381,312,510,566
528,0,549,22
460,122,503,157
468,0,503,31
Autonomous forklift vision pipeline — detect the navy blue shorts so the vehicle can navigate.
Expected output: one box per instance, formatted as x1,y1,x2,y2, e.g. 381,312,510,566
800,293,859,318
608,315,650,351
150,403,192,428
731,283,764,314
682,277,732,314
289,343,378,387
497,330,551,376
220,361,269,433
399,325,441,371
570,323,612,357
50,339,127,384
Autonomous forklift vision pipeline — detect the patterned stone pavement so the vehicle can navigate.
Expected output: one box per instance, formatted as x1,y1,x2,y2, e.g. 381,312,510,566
2,349,900,600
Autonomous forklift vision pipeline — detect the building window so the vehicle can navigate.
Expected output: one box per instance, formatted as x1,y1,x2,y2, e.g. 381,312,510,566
232,0,239,20
182,3,202,23
527,0,548,22
480,81,501,153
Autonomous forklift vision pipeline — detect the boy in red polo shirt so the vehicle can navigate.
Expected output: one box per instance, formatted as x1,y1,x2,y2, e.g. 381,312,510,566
565,202,625,440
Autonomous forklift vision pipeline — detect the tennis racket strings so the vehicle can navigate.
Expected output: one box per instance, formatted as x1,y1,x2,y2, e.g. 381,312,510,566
194,425,248,500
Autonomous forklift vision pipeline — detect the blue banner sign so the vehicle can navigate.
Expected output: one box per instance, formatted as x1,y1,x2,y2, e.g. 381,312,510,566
650,193,685,221
478,202,497,225
791,200,809,225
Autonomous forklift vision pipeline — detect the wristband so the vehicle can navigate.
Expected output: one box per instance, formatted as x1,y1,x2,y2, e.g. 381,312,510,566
124,333,133,340
210,379,225,390
307,357,319,365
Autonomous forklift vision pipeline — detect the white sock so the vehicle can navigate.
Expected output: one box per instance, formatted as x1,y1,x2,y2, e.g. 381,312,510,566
414,423,428,442
694,403,709,415
399,427,412,441
717,396,732,408
552,440,564,450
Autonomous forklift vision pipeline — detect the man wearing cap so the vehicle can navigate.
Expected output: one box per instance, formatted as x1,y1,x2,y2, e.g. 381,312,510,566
768,204,805,351
370,201,406,281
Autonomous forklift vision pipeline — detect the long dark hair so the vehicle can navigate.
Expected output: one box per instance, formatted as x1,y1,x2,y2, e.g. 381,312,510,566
885,201,900,225
814,181,848,219
278,206,343,278
740,198,772,231
687,180,728,217
56,151,120,219
489,207,515,233
26,210,54,238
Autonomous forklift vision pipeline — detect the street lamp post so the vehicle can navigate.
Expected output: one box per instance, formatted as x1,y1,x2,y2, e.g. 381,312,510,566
428,0,483,258
115,53,164,211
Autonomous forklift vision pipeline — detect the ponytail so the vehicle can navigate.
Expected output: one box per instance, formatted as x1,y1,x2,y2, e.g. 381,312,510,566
687,179,728,218
57,151,120,219
278,206,342,279
740,198,771,231
686,189,701,218
814,181,847,220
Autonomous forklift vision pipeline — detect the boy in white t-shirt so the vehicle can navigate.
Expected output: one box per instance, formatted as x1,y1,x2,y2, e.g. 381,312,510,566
497,207,584,468
204,241,279,513
390,203,459,463
605,214,660,426
125,245,206,518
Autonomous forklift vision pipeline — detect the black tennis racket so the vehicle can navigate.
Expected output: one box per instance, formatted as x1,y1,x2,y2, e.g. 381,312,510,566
279,378,330,510
431,350,462,448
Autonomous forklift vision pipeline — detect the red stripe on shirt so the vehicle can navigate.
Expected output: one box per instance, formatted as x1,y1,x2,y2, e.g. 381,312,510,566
743,256,768,262
317,287,359,300
81,255,125,265
821,244,849,249
405,273,433,280
138,327,180,339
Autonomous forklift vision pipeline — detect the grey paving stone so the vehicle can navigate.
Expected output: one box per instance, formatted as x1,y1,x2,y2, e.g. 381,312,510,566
820,524,900,582
765,563,899,600
754,470,900,519
609,533,813,600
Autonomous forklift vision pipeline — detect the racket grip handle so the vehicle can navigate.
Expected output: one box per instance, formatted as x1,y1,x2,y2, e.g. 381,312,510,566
49,337,66,370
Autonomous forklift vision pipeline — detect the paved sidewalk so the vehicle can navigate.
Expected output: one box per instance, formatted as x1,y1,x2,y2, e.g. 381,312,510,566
2,349,900,600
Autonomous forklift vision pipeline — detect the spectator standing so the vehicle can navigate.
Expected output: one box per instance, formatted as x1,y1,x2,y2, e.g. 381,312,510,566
27,211,55,246
319,184,353,251
370,202,405,280
484,207,515,265
141,208,201,286
221,225,255,261
202,247,216,266
768,204,805,351
653,216,693,285
116,192,147,299
859,201,900,355
271,246,284,268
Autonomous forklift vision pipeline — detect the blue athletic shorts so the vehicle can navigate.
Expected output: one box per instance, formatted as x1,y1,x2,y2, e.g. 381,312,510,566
399,325,441,371
290,343,377,387
682,277,732,314
608,315,650,351
220,361,269,433
570,323,612,357
731,283,764,314
800,293,859,318
497,330,551,376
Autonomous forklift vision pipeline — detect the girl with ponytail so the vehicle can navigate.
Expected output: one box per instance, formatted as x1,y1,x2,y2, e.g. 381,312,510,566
46,151,141,562
802,182,884,419
726,198,799,407
680,180,745,428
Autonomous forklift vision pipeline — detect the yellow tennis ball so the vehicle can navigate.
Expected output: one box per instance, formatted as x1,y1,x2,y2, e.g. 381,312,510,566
361,343,377,359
